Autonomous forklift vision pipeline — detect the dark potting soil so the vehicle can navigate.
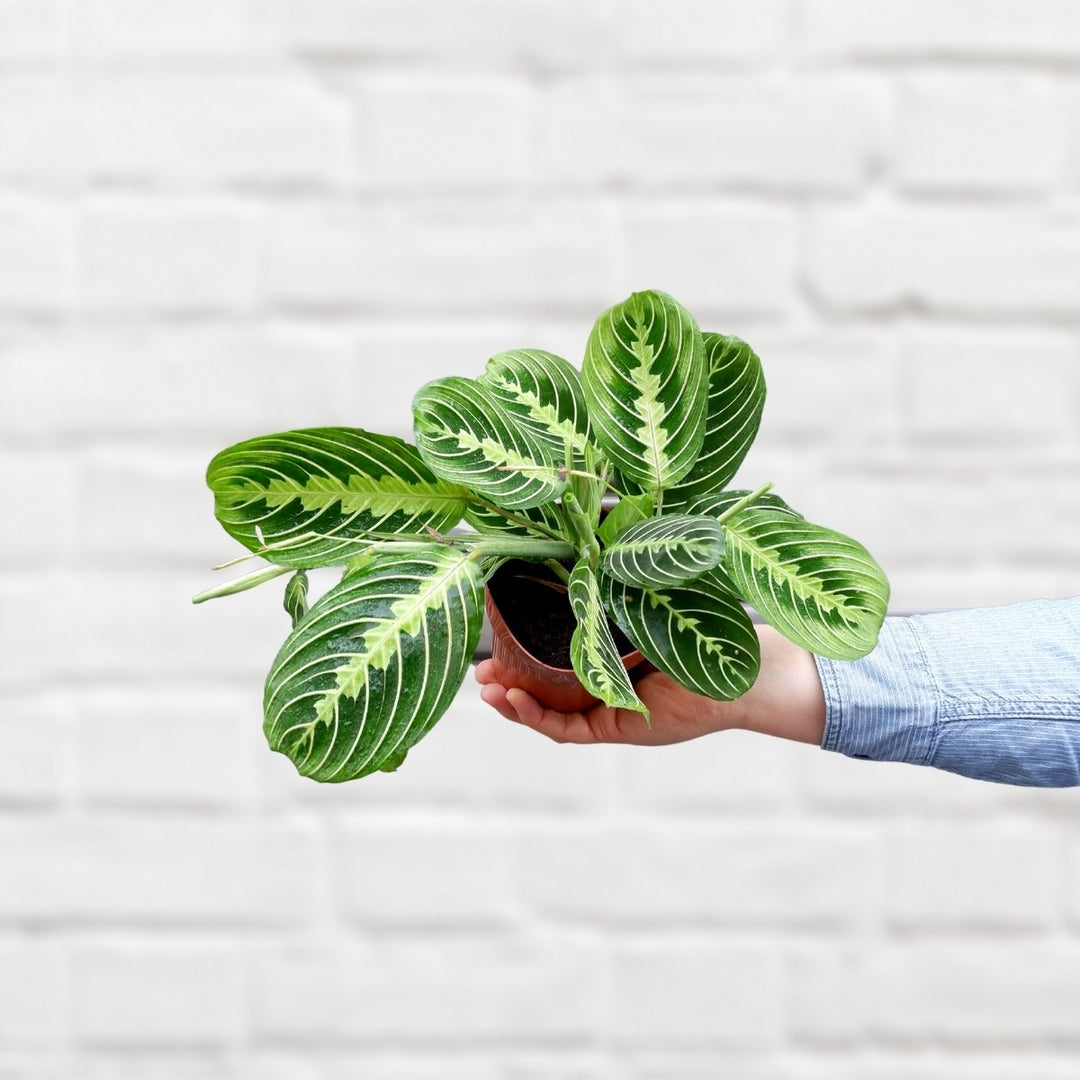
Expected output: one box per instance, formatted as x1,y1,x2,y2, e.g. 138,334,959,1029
487,559,635,669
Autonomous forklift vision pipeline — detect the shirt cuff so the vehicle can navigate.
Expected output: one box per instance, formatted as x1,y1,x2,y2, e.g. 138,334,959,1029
815,617,939,766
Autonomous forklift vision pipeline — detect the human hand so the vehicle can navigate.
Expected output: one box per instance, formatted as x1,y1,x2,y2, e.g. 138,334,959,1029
474,625,826,747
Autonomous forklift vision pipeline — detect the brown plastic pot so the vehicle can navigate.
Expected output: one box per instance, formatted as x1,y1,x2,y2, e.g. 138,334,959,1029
484,586,643,714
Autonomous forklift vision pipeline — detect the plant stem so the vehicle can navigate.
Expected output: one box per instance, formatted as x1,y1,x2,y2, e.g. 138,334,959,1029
192,564,291,604
545,559,572,585
714,482,775,526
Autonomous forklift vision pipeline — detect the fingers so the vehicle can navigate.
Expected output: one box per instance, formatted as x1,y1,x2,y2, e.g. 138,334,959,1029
475,659,606,744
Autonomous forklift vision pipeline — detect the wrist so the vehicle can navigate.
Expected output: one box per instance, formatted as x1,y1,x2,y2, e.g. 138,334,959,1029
733,625,827,746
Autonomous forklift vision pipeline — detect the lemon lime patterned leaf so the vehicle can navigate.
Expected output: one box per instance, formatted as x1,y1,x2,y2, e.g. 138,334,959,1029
664,334,766,512
462,498,566,539
263,547,484,782
602,571,760,701
413,376,567,510
601,514,725,589
478,349,591,462
688,489,802,521
721,507,889,660
207,428,468,568
582,290,707,492
687,489,802,592
568,562,647,715
596,493,653,548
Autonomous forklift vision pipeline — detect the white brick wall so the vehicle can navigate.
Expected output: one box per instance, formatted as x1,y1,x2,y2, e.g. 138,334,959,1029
1,1,1078,1076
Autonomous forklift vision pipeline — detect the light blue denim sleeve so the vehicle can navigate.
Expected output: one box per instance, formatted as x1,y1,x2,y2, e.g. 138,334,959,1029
815,598,1080,787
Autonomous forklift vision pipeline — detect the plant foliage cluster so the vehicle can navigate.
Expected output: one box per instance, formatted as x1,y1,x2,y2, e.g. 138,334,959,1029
197,290,889,782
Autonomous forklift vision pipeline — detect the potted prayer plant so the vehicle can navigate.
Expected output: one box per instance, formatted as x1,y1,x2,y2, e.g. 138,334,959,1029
195,289,889,782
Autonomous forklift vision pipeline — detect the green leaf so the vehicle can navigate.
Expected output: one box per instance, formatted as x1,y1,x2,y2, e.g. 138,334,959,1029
462,499,566,539
596,493,653,548
568,562,647,715
413,376,567,510
688,489,802,521
601,514,726,589
603,571,760,701
264,547,484,782
283,570,309,628
721,507,889,660
663,334,766,511
478,349,591,462
207,428,468,568
582,290,707,492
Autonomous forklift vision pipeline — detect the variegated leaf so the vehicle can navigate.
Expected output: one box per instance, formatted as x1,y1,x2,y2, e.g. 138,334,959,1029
582,290,707,491
568,562,647,715
264,547,484,782
664,334,766,512
603,571,760,701
413,376,566,510
207,428,467,568
596,493,653,548
688,489,802,592
479,349,591,462
688,489,802,521
722,507,889,660
462,499,567,539
601,514,725,589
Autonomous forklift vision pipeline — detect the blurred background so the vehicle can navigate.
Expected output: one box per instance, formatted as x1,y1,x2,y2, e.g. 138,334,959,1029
2,1,1080,1077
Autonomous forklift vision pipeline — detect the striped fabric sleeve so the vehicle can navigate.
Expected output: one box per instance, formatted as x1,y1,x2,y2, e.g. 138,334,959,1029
815,597,1080,787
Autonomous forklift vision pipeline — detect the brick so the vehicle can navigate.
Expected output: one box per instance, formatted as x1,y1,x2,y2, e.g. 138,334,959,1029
0,821,318,924
789,944,868,1047
0,942,65,1046
614,730,798,814
897,74,1064,194
0,568,289,687
72,0,255,60
76,688,258,809
616,200,796,320
749,330,898,445
801,0,1080,59
263,200,613,314
362,72,529,190
1068,839,1080,929
80,198,258,315
791,1060,1080,1080
0,452,75,566
72,943,241,1046
252,938,603,1043
0,325,358,439
613,76,886,193
882,823,1057,930
0,0,66,61
260,0,610,66
323,1057,505,1080
0,198,74,312
78,446,244,569
611,942,783,1049
0,76,73,183
0,697,69,806
616,0,787,60
515,824,876,927
806,205,1080,316
80,74,353,187
335,821,515,927
902,329,1078,441
864,943,1080,1043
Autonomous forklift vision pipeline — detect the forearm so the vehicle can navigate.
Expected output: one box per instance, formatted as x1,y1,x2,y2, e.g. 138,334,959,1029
815,598,1080,787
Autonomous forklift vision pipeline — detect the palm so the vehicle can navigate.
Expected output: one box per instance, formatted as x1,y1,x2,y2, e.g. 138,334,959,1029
474,658,729,746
